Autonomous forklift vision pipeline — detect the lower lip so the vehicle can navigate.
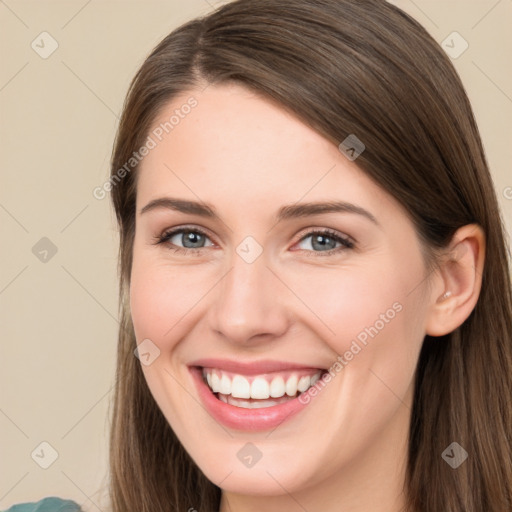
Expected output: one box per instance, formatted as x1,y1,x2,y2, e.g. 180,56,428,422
189,366,315,431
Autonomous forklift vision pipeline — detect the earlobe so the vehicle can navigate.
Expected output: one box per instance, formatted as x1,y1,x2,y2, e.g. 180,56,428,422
425,224,485,337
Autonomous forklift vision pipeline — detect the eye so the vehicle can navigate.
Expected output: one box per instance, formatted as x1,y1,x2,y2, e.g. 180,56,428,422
153,226,354,256
153,226,214,254
292,228,354,256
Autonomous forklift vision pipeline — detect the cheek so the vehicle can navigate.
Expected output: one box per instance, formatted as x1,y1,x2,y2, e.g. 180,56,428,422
286,257,427,388
286,264,409,345
129,265,167,344
128,255,208,427
129,255,211,348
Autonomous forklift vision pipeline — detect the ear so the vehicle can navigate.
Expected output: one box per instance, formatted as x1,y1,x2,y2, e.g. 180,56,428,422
425,224,486,337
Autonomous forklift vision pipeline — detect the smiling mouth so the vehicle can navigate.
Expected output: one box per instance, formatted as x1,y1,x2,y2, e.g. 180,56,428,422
200,367,325,409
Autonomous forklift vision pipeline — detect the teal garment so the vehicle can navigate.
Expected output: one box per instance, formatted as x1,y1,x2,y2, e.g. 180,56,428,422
2,497,82,512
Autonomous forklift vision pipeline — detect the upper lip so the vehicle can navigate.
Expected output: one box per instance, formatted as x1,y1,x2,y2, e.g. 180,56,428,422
189,358,326,376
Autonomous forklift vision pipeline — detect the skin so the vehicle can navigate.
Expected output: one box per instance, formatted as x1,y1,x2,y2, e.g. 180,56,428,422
129,82,484,512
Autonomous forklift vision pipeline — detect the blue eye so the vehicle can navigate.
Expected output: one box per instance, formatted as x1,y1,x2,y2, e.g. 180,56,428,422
154,227,214,254
153,226,354,256
295,229,354,254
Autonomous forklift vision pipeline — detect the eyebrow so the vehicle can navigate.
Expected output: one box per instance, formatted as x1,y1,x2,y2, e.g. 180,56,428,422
139,197,379,225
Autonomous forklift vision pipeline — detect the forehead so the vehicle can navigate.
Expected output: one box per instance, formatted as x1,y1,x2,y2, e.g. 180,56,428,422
136,83,396,222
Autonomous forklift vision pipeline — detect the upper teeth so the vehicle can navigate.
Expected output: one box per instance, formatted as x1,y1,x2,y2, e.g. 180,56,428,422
203,368,322,399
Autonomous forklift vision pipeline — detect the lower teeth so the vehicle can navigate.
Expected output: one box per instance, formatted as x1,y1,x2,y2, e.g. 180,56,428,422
217,392,297,409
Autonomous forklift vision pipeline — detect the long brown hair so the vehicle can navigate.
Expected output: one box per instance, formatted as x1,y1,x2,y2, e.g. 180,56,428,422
107,1,512,510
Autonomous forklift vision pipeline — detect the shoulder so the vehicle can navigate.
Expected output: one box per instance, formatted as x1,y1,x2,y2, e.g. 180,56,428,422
3,497,82,512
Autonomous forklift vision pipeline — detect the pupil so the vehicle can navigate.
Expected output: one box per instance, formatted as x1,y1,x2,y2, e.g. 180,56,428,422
180,232,337,251
313,234,334,251
185,231,203,248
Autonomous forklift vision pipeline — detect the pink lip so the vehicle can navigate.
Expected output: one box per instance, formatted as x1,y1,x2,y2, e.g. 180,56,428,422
189,366,319,431
188,358,324,376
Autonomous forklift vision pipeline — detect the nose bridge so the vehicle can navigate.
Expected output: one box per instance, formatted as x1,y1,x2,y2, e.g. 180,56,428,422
209,243,288,344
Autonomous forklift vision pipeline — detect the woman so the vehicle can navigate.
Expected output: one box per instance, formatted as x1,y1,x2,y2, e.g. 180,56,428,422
8,0,511,511
108,0,512,510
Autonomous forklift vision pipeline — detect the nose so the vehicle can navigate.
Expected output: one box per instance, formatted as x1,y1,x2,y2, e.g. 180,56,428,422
208,250,290,346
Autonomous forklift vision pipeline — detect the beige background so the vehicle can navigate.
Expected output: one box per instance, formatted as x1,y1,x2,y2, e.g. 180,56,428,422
0,1,510,510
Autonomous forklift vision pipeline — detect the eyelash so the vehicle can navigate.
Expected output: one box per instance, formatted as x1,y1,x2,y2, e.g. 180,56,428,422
152,225,355,257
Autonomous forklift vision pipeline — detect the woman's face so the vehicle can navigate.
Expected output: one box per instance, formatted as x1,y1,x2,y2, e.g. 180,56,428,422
130,83,433,499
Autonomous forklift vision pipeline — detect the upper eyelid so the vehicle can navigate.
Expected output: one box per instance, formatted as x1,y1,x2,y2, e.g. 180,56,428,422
159,225,354,247
161,225,214,244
